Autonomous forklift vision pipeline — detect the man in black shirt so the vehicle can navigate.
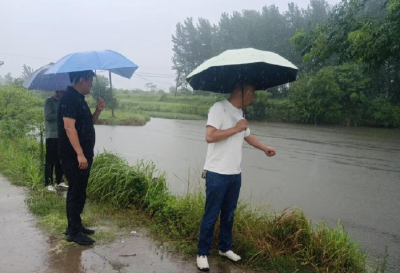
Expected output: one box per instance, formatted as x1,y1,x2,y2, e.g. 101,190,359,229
58,70,105,245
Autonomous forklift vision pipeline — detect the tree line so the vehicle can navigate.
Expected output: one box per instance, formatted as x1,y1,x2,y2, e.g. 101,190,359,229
171,0,400,127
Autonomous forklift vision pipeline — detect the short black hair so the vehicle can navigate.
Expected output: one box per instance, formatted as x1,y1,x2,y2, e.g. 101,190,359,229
232,81,255,93
69,70,96,85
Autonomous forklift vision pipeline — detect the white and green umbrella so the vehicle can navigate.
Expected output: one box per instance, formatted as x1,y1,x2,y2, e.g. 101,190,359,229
186,48,298,93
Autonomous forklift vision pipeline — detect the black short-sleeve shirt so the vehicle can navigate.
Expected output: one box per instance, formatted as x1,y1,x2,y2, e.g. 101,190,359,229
58,86,95,159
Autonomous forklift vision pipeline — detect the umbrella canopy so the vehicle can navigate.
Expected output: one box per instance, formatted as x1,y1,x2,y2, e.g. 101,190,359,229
45,50,138,79
23,63,70,91
186,48,298,93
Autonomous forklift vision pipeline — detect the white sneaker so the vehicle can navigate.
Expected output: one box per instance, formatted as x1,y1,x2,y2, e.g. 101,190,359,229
219,250,241,262
47,185,56,192
196,255,209,271
56,182,69,188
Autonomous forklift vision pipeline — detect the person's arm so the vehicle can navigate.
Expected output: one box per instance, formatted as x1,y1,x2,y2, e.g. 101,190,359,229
63,117,88,169
206,119,247,143
244,134,276,157
44,99,56,122
92,98,105,124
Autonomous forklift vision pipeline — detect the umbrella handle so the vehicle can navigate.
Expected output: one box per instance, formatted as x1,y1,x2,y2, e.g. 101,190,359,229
241,84,246,118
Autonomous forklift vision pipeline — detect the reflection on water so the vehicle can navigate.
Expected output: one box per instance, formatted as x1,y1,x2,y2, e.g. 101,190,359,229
44,242,87,273
95,118,400,272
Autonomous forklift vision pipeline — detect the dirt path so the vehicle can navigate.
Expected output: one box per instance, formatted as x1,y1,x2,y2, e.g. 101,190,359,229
0,175,49,272
0,175,253,273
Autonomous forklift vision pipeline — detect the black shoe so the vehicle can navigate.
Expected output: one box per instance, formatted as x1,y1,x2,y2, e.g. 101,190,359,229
81,226,95,235
65,226,95,236
67,232,95,246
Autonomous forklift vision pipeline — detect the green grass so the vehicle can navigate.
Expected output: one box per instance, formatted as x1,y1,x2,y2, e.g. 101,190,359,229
32,90,218,123
0,137,387,272
112,92,226,120
86,152,372,272
142,111,205,120
32,105,151,126
0,138,44,189
89,92,219,121
91,109,151,126
118,100,210,116
26,188,150,243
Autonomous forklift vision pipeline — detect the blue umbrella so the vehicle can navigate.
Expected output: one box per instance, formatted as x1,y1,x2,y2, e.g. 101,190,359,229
23,63,70,91
45,50,138,117
45,50,138,79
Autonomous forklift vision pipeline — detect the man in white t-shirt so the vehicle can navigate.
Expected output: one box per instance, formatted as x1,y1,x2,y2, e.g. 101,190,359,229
197,83,276,271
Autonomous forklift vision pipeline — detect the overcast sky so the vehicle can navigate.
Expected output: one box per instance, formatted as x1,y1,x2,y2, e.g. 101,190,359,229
0,0,340,90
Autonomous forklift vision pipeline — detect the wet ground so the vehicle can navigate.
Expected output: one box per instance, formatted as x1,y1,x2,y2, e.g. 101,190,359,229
44,232,252,273
0,175,253,273
0,175,49,272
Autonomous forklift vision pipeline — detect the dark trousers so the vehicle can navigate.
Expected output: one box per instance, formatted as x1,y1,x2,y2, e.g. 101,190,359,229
60,157,93,235
45,138,63,186
197,171,242,256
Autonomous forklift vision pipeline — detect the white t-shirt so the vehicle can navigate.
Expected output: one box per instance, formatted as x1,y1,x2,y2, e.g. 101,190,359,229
204,100,251,175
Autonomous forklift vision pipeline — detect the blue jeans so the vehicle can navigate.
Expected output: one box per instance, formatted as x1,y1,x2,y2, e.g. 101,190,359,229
197,171,241,256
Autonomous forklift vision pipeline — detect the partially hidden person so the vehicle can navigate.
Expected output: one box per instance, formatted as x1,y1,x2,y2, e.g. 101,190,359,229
44,90,68,192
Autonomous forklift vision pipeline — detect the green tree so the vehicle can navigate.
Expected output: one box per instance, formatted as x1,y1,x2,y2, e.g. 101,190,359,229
323,63,371,125
91,75,117,117
247,92,271,120
290,69,343,125
172,2,331,98
291,0,400,104
145,82,158,92
21,64,34,80
347,0,400,101
0,86,43,138
5,73,14,85
172,18,216,89
3,72,23,87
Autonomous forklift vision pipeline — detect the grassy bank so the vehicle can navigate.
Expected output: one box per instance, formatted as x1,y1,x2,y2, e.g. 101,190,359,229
0,137,151,243
113,91,223,120
91,109,151,126
0,136,386,272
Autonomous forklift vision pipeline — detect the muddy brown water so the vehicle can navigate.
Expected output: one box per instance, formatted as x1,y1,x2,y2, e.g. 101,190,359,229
95,118,400,272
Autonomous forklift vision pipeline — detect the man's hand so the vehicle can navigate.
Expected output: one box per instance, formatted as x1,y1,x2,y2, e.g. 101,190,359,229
96,98,106,112
245,134,276,157
235,119,248,132
78,153,88,169
264,146,276,157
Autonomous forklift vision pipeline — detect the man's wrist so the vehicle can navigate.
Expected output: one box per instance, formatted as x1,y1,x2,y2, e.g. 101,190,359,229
233,126,241,134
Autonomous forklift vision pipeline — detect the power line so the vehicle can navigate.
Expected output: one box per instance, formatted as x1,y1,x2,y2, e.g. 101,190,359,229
135,73,175,78
134,75,174,85
136,72,176,76
133,74,173,89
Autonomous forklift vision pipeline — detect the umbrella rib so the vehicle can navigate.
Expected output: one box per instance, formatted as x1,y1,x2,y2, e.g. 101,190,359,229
95,51,102,70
